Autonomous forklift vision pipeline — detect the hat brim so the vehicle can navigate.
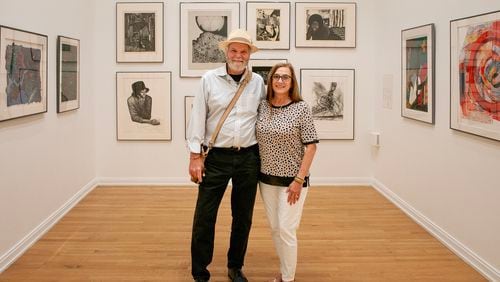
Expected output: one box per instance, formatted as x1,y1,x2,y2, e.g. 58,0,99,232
218,40,259,54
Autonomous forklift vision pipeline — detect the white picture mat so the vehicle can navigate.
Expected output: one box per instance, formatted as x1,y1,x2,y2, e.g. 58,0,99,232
246,2,290,50
0,26,47,121
116,2,164,62
450,11,500,141
116,72,171,140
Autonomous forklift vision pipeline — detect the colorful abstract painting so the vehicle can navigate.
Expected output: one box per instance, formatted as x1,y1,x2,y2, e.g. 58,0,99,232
451,11,499,141
57,36,80,113
5,44,42,106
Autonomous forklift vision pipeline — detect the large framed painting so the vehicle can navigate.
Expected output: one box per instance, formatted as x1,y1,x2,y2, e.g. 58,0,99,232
295,2,356,48
180,2,240,77
246,2,290,50
185,96,194,140
116,2,164,63
450,10,499,141
57,36,80,113
116,72,172,141
300,68,355,140
249,58,287,86
401,23,435,124
0,26,48,122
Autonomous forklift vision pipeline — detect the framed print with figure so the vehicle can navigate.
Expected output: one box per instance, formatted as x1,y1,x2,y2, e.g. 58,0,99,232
300,68,355,140
295,2,356,48
246,2,290,50
450,10,499,141
116,72,172,141
116,2,164,63
57,36,80,113
0,25,48,122
180,2,240,77
401,23,435,124
185,96,194,139
249,59,287,86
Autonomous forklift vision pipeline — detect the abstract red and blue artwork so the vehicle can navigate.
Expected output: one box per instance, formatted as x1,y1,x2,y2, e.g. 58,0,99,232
0,25,47,122
451,10,499,141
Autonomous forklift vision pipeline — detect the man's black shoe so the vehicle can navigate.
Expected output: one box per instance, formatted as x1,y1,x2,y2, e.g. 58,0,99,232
194,278,208,282
228,268,248,282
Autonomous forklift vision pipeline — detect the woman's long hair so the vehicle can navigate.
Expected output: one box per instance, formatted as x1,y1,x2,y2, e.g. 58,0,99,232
266,63,301,103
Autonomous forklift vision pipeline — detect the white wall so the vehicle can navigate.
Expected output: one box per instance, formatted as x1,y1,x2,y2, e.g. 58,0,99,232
94,0,376,184
372,0,500,277
0,0,96,267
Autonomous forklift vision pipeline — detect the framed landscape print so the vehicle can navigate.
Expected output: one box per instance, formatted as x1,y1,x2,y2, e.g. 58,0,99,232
300,68,355,140
246,2,290,50
116,72,172,141
401,23,435,124
180,2,240,77
57,36,80,113
450,10,499,141
295,2,356,48
249,59,287,86
185,96,194,139
0,25,48,122
116,2,164,63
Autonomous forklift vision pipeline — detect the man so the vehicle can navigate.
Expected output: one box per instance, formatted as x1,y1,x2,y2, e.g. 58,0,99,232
127,81,160,125
187,29,266,282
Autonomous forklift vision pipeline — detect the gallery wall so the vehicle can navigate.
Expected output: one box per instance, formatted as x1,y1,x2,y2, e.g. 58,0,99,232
0,0,97,267
372,0,500,277
94,0,377,184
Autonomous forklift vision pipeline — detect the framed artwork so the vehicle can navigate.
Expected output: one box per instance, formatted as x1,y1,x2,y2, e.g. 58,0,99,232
0,25,48,122
401,23,435,124
116,72,172,141
246,2,290,50
450,10,499,141
295,2,356,48
300,68,355,140
57,36,80,113
249,58,287,86
185,96,194,140
180,2,240,77
116,2,164,63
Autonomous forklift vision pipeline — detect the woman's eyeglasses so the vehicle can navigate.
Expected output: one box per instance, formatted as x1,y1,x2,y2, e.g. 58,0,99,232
272,74,292,82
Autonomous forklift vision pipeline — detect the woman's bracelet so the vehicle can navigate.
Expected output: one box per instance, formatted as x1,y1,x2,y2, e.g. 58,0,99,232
293,176,305,184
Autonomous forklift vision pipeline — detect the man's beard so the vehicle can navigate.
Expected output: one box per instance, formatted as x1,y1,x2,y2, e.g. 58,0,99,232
227,60,248,74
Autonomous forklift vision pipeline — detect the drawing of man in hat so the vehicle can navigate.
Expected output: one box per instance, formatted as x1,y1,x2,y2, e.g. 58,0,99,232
127,80,160,125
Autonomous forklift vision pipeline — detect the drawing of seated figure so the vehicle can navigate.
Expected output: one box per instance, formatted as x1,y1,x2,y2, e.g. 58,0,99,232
127,81,160,125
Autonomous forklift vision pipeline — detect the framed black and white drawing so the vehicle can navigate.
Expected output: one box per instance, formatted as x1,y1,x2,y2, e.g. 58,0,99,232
57,36,80,113
249,59,287,86
300,68,355,140
116,72,172,141
246,2,290,50
0,25,48,122
401,24,435,124
116,2,164,63
180,2,240,77
450,10,499,142
185,96,194,140
295,2,356,48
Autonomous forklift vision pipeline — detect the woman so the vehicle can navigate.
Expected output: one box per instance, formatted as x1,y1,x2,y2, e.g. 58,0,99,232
256,63,318,282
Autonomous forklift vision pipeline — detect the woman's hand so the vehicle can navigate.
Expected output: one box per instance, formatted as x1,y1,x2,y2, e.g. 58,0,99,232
286,181,302,205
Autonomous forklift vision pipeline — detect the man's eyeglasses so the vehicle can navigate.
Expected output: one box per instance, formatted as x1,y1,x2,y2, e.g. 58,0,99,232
272,74,292,82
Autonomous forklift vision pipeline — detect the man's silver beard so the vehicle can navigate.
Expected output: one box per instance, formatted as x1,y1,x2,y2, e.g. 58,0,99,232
227,60,248,73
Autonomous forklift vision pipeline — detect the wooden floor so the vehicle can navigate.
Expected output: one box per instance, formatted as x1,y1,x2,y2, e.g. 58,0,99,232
0,186,486,282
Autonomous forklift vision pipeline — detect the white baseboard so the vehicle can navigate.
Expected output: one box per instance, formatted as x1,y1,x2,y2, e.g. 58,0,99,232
0,178,99,273
371,179,499,282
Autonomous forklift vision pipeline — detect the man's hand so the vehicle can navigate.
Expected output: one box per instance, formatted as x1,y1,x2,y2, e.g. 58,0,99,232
189,154,205,184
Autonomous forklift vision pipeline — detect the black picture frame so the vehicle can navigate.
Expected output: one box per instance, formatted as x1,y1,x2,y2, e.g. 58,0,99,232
57,35,80,113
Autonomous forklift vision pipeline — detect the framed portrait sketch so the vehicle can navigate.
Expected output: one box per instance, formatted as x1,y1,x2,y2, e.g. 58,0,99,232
0,25,48,122
249,59,287,86
116,72,172,141
295,2,356,48
246,2,290,50
116,2,164,63
57,36,80,113
300,68,355,140
185,96,194,140
180,2,240,77
450,10,499,141
401,23,435,124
